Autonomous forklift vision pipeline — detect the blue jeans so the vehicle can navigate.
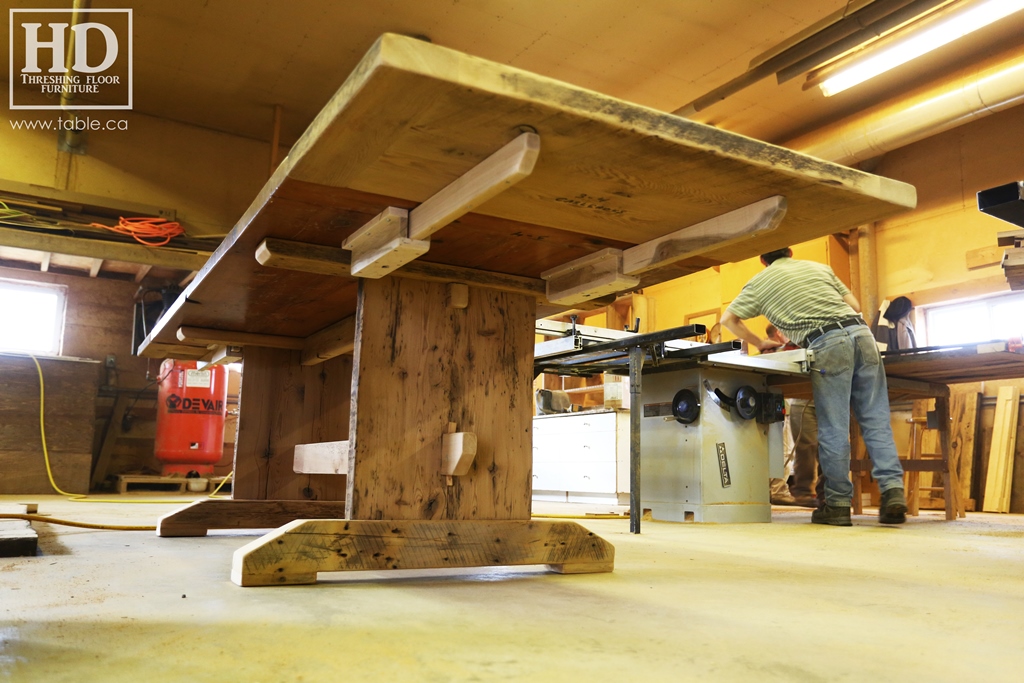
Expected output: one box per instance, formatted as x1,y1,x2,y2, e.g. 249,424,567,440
808,324,904,506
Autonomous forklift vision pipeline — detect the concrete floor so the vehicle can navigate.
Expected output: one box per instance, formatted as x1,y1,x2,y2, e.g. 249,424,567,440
2,495,1023,682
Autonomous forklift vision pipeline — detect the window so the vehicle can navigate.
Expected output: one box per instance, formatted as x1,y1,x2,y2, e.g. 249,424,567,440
0,279,67,356
924,292,1024,347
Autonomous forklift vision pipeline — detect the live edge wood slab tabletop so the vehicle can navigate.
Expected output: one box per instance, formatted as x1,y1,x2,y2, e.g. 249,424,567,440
140,32,915,360
144,34,917,585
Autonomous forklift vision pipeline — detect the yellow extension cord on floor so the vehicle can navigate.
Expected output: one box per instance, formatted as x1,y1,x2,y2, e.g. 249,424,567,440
0,355,232,532
0,355,617,532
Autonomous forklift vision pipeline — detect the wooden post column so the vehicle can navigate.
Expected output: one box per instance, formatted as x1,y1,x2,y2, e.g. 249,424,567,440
346,277,535,521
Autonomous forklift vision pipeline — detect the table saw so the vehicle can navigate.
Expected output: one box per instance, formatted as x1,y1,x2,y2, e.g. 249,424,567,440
535,323,811,524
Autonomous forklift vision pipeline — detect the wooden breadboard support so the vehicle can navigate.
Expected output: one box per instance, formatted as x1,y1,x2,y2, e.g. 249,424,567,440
982,385,1020,512
342,132,541,278
230,519,614,586
541,196,787,305
621,196,787,276
294,441,350,475
407,132,540,240
541,248,640,306
342,207,430,279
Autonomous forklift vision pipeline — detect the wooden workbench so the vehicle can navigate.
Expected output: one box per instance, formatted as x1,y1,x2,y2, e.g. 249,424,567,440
143,34,916,585
771,341,1024,521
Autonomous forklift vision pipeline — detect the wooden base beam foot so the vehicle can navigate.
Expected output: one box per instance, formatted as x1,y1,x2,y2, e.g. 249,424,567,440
231,519,615,586
156,499,349,537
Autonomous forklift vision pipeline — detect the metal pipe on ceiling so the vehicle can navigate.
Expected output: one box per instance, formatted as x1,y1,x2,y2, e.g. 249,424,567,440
59,0,92,153
783,45,1024,164
775,0,954,85
673,0,925,116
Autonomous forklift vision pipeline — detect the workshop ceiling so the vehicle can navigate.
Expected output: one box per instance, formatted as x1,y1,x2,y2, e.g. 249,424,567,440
4,0,1024,149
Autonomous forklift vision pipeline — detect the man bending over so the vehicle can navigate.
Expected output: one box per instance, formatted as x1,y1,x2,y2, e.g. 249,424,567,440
721,247,907,526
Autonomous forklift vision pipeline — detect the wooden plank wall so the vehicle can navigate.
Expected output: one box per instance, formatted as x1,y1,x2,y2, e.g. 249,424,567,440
232,347,351,501
0,266,186,490
0,267,150,376
0,356,98,494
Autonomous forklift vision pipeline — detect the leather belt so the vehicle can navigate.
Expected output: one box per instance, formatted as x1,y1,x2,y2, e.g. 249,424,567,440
803,316,865,347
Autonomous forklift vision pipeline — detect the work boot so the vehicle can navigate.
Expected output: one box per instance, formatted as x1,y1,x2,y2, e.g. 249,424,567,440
879,487,908,525
811,505,852,527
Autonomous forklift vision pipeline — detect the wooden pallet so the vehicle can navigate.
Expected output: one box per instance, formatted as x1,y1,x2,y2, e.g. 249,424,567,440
116,475,188,495
207,476,232,493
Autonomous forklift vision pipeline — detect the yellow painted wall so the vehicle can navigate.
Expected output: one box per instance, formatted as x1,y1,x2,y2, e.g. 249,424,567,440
642,235,849,345
639,106,1024,340
2,101,271,236
873,104,1024,303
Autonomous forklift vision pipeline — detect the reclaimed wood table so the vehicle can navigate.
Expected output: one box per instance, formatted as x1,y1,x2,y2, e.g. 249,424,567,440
140,33,916,585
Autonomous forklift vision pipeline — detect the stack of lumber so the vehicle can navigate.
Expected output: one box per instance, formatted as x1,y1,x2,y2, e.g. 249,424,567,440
982,386,1020,513
949,392,983,512
997,229,1024,290
1002,248,1024,290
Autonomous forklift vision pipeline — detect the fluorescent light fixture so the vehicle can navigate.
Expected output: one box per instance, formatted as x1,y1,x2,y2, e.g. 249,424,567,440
820,0,1024,97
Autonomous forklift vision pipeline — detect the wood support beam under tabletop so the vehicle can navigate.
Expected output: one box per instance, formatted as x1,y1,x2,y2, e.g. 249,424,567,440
253,237,616,312
539,196,787,307
342,132,540,278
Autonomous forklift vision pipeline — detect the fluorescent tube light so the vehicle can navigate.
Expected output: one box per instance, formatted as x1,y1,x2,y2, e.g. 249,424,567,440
820,0,1024,97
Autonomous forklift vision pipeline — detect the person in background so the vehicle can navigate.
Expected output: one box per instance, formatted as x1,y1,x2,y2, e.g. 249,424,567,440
764,324,819,509
721,247,907,526
872,296,917,352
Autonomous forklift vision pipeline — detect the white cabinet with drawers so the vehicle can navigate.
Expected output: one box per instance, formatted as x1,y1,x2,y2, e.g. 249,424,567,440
532,409,630,504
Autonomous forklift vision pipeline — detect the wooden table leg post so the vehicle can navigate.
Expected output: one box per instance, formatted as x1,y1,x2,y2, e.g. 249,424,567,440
934,394,963,520
229,278,615,586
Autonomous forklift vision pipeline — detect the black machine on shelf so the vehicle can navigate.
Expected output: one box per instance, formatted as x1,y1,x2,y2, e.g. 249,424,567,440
131,286,181,356
978,181,1024,228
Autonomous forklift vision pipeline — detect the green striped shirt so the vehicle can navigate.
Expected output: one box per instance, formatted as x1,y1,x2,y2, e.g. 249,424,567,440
727,258,855,345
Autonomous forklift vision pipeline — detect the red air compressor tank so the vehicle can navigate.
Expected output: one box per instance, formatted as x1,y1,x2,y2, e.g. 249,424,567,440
154,359,228,476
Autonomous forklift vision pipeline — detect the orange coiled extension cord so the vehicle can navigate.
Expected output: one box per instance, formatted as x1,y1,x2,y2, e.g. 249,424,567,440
90,216,185,246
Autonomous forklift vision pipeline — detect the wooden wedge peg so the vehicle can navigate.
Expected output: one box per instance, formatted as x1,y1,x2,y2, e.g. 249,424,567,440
446,283,469,309
442,424,477,478
343,206,431,279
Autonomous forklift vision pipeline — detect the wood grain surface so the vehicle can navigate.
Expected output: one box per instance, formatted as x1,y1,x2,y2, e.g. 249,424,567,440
142,33,915,357
346,278,535,521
